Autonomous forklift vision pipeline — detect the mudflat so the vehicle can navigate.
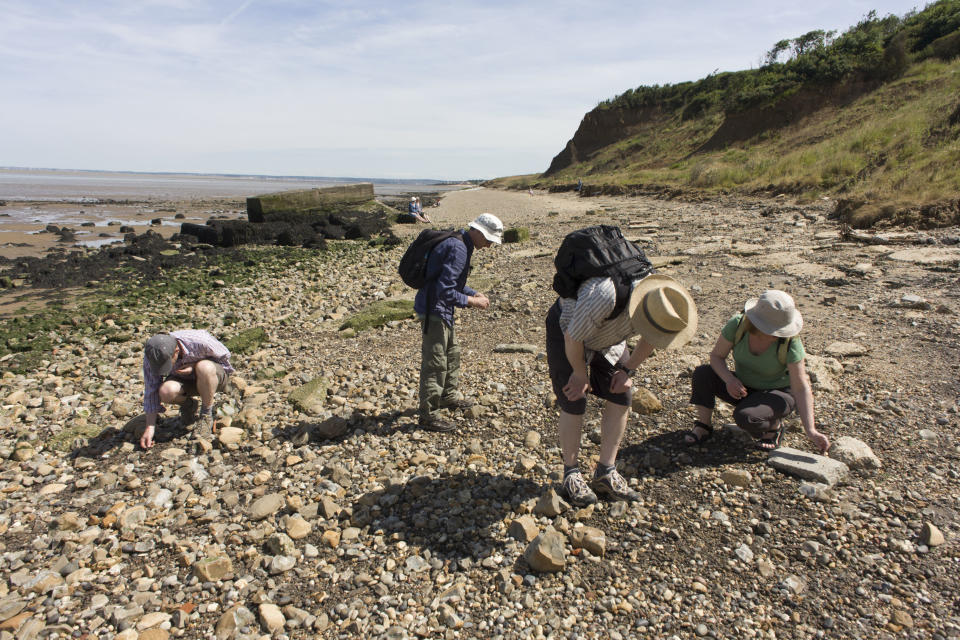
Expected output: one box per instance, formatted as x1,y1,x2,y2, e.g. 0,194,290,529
0,187,958,638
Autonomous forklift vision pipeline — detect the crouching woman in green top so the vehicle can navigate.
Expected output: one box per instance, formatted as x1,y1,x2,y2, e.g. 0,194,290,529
685,290,830,452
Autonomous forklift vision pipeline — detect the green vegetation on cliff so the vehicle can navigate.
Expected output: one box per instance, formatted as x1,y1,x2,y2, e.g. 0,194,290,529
492,1,960,227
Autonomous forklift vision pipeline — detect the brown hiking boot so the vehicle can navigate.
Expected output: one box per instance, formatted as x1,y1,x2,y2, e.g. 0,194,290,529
419,415,455,433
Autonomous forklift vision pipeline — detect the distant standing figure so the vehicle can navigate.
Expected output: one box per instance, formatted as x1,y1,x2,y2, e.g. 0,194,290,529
414,214,503,432
141,330,233,448
528,188,534,196
686,290,830,452
576,178,583,193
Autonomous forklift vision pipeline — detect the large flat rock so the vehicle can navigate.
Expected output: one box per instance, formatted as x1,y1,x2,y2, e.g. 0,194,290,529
767,447,849,486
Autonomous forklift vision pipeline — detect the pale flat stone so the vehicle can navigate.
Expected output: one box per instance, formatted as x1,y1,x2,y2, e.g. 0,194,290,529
217,426,244,446
825,342,869,357
137,611,171,630
37,483,68,496
784,262,845,279
493,343,538,353
249,493,284,520
193,556,233,582
767,447,849,486
920,522,945,547
888,247,960,264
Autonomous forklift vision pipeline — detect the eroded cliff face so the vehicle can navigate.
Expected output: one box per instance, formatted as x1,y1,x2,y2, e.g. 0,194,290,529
544,105,662,175
697,79,881,152
546,79,880,176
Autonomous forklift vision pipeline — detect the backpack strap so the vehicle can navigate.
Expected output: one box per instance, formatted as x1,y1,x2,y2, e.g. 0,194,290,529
777,337,791,366
733,315,751,345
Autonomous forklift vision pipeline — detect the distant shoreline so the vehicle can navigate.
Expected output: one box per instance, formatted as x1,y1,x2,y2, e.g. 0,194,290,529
0,167,472,202
0,170,474,259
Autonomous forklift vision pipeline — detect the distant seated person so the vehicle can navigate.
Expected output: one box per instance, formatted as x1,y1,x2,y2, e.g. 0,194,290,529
401,197,428,224
686,290,829,453
140,330,233,448
415,197,432,223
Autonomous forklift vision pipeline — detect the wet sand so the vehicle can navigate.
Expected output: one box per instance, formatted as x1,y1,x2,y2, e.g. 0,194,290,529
0,199,247,259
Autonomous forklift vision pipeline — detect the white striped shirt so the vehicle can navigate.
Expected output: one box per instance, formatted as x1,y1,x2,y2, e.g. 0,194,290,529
558,277,636,364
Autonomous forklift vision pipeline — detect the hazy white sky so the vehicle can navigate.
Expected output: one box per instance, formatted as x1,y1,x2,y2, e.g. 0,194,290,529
0,0,923,180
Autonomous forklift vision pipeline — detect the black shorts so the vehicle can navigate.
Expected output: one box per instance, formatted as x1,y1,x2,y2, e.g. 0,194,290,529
545,301,632,415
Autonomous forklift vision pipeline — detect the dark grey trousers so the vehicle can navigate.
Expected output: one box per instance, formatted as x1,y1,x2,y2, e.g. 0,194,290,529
690,364,795,437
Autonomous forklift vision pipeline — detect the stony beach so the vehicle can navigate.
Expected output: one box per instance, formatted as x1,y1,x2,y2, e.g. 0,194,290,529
1,186,959,640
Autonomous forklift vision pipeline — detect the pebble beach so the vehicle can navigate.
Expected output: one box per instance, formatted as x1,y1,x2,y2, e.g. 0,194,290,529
0,185,959,639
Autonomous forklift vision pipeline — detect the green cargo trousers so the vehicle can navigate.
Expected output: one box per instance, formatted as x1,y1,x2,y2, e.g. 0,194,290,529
419,314,461,420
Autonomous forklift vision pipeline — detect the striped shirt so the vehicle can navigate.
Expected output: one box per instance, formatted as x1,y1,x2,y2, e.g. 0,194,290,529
558,277,636,365
142,330,234,414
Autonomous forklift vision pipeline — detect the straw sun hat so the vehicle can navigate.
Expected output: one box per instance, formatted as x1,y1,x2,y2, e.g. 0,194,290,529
627,274,698,349
744,290,803,337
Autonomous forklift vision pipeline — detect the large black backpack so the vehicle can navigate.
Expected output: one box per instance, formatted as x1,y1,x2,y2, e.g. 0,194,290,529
398,229,463,289
553,225,653,319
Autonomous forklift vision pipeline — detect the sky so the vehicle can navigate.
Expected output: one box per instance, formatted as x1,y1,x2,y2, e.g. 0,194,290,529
0,0,926,180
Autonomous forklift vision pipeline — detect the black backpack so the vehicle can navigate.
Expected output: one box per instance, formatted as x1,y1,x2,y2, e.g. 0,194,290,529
398,229,463,289
553,225,653,319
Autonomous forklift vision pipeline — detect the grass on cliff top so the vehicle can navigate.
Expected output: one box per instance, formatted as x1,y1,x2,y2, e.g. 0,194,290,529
492,57,960,226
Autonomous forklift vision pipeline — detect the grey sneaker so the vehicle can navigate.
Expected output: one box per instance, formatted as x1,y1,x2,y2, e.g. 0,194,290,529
591,468,641,502
196,412,214,438
560,470,598,506
179,397,198,426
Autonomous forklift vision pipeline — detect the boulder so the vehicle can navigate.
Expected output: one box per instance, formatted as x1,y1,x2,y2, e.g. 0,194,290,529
289,378,329,415
831,436,881,470
524,531,567,572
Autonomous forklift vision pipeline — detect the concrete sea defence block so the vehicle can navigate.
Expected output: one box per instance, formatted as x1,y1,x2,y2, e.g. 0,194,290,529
247,183,375,222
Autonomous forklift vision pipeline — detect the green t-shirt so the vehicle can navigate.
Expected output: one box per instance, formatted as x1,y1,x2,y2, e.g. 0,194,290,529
720,313,805,390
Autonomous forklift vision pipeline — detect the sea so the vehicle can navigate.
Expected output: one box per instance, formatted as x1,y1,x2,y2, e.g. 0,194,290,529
0,168,467,202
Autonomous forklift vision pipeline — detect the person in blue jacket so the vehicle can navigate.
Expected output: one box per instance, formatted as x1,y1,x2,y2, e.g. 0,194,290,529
414,213,503,432
402,197,426,223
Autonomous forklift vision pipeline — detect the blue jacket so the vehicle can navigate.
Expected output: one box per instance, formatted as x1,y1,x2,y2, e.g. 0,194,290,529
414,230,476,326
408,202,418,214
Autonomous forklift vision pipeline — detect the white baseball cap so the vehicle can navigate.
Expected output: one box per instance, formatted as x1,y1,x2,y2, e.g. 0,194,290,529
469,213,503,244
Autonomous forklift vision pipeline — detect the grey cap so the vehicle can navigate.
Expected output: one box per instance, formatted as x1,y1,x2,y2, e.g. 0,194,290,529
144,334,177,377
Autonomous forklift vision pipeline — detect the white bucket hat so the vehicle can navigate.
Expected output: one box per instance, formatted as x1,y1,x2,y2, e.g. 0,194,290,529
744,290,802,337
627,274,698,349
469,213,503,244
